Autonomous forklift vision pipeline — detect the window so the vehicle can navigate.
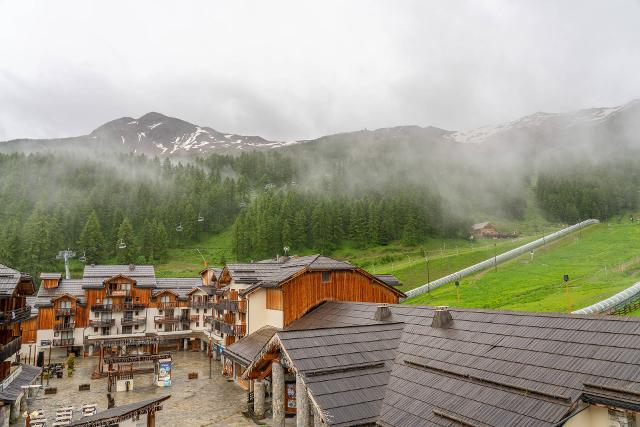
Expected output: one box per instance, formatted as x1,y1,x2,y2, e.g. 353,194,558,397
93,327,98,332
160,295,170,303
94,312,99,318
54,331,59,337
322,271,331,283
135,296,140,302
104,298,113,306
196,309,199,313
204,309,207,313
135,325,139,330
196,322,200,327
135,311,139,316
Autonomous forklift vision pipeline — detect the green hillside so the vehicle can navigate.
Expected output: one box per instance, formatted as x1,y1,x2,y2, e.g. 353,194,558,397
405,221,640,313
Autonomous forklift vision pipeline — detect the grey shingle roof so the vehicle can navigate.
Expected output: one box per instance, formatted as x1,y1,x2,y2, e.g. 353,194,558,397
83,264,155,278
0,365,42,403
224,325,279,365
40,272,62,280
374,275,402,287
0,264,22,296
70,395,170,426
278,323,404,427
284,301,640,427
153,278,201,299
34,279,86,307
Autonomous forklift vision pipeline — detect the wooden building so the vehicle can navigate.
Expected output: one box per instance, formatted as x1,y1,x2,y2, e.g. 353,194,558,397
219,255,404,387
24,265,222,359
243,301,640,427
0,264,40,427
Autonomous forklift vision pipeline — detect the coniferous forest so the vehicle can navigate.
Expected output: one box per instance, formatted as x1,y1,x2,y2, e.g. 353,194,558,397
2,143,640,280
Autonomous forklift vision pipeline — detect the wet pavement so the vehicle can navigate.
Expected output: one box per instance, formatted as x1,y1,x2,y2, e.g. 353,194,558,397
14,351,261,426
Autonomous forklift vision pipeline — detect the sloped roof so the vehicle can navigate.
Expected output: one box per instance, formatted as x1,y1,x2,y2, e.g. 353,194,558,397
224,325,279,366
83,264,155,278
374,275,402,287
70,395,170,426
0,264,34,297
0,365,42,403
154,278,201,299
40,272,62,280
34,279,86,306
278,323,404,427
281,301,640,427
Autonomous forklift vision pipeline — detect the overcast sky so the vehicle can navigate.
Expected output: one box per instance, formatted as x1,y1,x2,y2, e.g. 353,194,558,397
1,0,640,141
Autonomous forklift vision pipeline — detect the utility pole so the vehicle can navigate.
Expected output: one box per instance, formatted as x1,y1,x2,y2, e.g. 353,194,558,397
424,250,431,294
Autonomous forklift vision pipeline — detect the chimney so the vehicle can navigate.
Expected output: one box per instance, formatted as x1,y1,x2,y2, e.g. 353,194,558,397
128,264,135,271
431,306,453,328
374,304,391,321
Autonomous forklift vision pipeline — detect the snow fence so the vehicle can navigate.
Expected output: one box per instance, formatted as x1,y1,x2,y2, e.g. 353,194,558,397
403,219,600,300
572,281,640,315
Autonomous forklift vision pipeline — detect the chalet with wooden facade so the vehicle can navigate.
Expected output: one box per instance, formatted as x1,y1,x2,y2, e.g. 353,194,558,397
243,301,640,427
24,265,222,359
218,255,405,387
0,264,40,427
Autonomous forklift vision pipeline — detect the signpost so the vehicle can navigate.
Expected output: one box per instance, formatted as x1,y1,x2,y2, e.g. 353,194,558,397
156,358,172,387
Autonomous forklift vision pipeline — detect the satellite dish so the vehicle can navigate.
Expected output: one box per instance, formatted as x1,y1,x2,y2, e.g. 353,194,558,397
176,223,183,232
118,239,127,249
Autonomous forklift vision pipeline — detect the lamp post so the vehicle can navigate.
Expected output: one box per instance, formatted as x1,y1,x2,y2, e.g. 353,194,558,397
424,250,431,295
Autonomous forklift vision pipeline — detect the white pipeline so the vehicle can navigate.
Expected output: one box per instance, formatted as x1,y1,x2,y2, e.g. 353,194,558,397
403,219,600,300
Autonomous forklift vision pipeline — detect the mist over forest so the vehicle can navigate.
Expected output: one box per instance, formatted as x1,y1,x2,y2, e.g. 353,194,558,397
2,100,640,280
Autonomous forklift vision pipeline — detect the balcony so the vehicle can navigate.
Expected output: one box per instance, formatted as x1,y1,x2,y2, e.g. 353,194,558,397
123,302,146,311
52,338,74,347
212,302,223,311
89,318,115,328
55,308,73,317
53,322,75,331
220,322,246,337
0,336,21,362
190,315,200,322
121,318,145,326
238,300,247,313
157,301,180,310
91,304,123,312
0,306,31,324
154,315,179,324
190,301,213,309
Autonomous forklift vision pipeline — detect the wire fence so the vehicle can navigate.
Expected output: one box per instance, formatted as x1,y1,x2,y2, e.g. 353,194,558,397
402,219,600,300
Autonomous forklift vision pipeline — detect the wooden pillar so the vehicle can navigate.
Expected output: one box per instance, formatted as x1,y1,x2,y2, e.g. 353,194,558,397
272,361,285,427
147,410,156,427
296,374,311,427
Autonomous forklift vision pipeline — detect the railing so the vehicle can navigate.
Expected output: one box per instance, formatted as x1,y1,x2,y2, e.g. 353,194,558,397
223,312,234,324
52,338,74,347
123,302,146,311
190,315,200,322
220,322,246,337
157,302,181,310
0,306,32,324
121,318,146,326
89,319,115,328
55,308,73,316
238,300,247,313
0,336,21,362
54,322,75,331
154,316,180,324
91,304,123,312
190,301,213,309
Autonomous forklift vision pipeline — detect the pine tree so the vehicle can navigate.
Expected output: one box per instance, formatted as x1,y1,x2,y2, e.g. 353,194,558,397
78,211,104,263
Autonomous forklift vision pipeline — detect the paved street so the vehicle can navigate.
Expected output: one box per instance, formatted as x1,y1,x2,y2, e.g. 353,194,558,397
14,351,259,426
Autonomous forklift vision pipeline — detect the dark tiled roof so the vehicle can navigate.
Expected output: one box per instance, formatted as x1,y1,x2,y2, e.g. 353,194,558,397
40,272,62,280
374,275,402,287
224,326,279,365
83,264,155,278
34,279,86,307
70,395,171,426
0,365,42,403
154,278,201,299
285,301,640,427
279,323,404,427
0,264,31,296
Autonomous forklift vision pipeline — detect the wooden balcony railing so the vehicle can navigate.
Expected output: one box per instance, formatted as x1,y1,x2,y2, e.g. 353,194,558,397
91,304,123,312
220,322,246,337
52,338,74,347
157,301,180,310
154,315,180,324
238,300,247,313
190,315,200,322
0,336,21,362
0,306,31,324
123,302,146,311
121,318,146,326
53,322,75,331
190,301,213,309
89,319,115,328
55,308,73,317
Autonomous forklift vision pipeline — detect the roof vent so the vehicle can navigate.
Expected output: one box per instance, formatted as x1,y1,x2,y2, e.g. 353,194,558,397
374,304,391,321
431,306,453,328
129,264,135,271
